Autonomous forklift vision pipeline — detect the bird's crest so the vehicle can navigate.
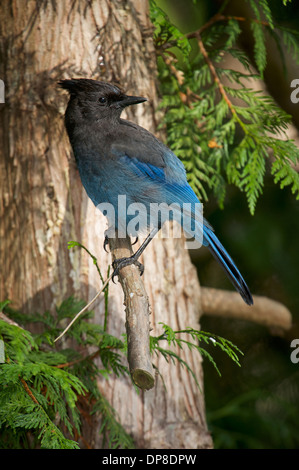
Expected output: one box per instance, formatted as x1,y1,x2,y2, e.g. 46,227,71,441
58,78,122,96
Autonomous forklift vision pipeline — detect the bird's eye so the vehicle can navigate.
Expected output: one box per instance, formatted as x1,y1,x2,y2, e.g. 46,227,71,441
99,97,107,104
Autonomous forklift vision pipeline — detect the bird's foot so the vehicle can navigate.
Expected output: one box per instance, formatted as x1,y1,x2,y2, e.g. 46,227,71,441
112,256,144,283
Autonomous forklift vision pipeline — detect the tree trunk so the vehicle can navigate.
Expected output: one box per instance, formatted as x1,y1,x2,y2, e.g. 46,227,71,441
0,0,212,449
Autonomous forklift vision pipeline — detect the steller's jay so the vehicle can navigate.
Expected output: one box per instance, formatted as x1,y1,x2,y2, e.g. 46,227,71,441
59,79,253,306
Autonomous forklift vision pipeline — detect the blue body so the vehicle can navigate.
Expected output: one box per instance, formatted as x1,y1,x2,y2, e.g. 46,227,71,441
76,145,202,239
61,78,253,305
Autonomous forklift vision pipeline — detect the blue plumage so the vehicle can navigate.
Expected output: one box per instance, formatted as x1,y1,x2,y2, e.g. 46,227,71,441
60,79,253,305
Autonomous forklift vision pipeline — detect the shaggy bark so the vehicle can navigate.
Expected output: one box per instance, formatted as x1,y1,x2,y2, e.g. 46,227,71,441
0,0,212,449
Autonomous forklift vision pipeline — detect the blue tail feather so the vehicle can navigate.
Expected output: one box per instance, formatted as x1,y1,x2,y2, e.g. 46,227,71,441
203,225,253,306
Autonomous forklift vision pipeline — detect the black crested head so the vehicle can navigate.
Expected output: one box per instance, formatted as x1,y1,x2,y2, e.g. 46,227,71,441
59,78,122,97
59,78,147,123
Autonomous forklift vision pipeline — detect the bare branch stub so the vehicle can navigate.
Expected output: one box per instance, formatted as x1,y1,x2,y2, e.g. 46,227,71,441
109,233,155,390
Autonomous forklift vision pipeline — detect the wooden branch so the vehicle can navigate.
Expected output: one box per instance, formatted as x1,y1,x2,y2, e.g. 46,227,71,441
158,13,271,51
196,32,238,119
20,378,40,405
0,311,24,329
109,233,155,390
201,287,292,332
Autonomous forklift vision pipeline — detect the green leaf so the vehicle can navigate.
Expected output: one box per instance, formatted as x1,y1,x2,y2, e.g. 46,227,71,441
250,21,267,77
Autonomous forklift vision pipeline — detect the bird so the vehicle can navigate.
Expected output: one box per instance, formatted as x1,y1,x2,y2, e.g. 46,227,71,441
59,78,253,306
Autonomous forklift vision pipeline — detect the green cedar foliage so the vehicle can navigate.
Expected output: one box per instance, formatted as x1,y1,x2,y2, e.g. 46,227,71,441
0,244,243,449
150,0,299,214
151,323,243,387
0,297,134,449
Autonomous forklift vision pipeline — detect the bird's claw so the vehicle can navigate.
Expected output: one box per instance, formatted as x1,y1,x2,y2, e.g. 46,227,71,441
104,235,137,253
112,257,144,283
103,234,110,253
132,236,138,246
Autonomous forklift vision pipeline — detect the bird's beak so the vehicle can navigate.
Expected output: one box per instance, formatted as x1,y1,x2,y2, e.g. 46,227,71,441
118,95,147,108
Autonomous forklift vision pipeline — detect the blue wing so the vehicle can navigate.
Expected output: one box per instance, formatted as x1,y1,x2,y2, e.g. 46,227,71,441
119,154,200,205
117,154,253,305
